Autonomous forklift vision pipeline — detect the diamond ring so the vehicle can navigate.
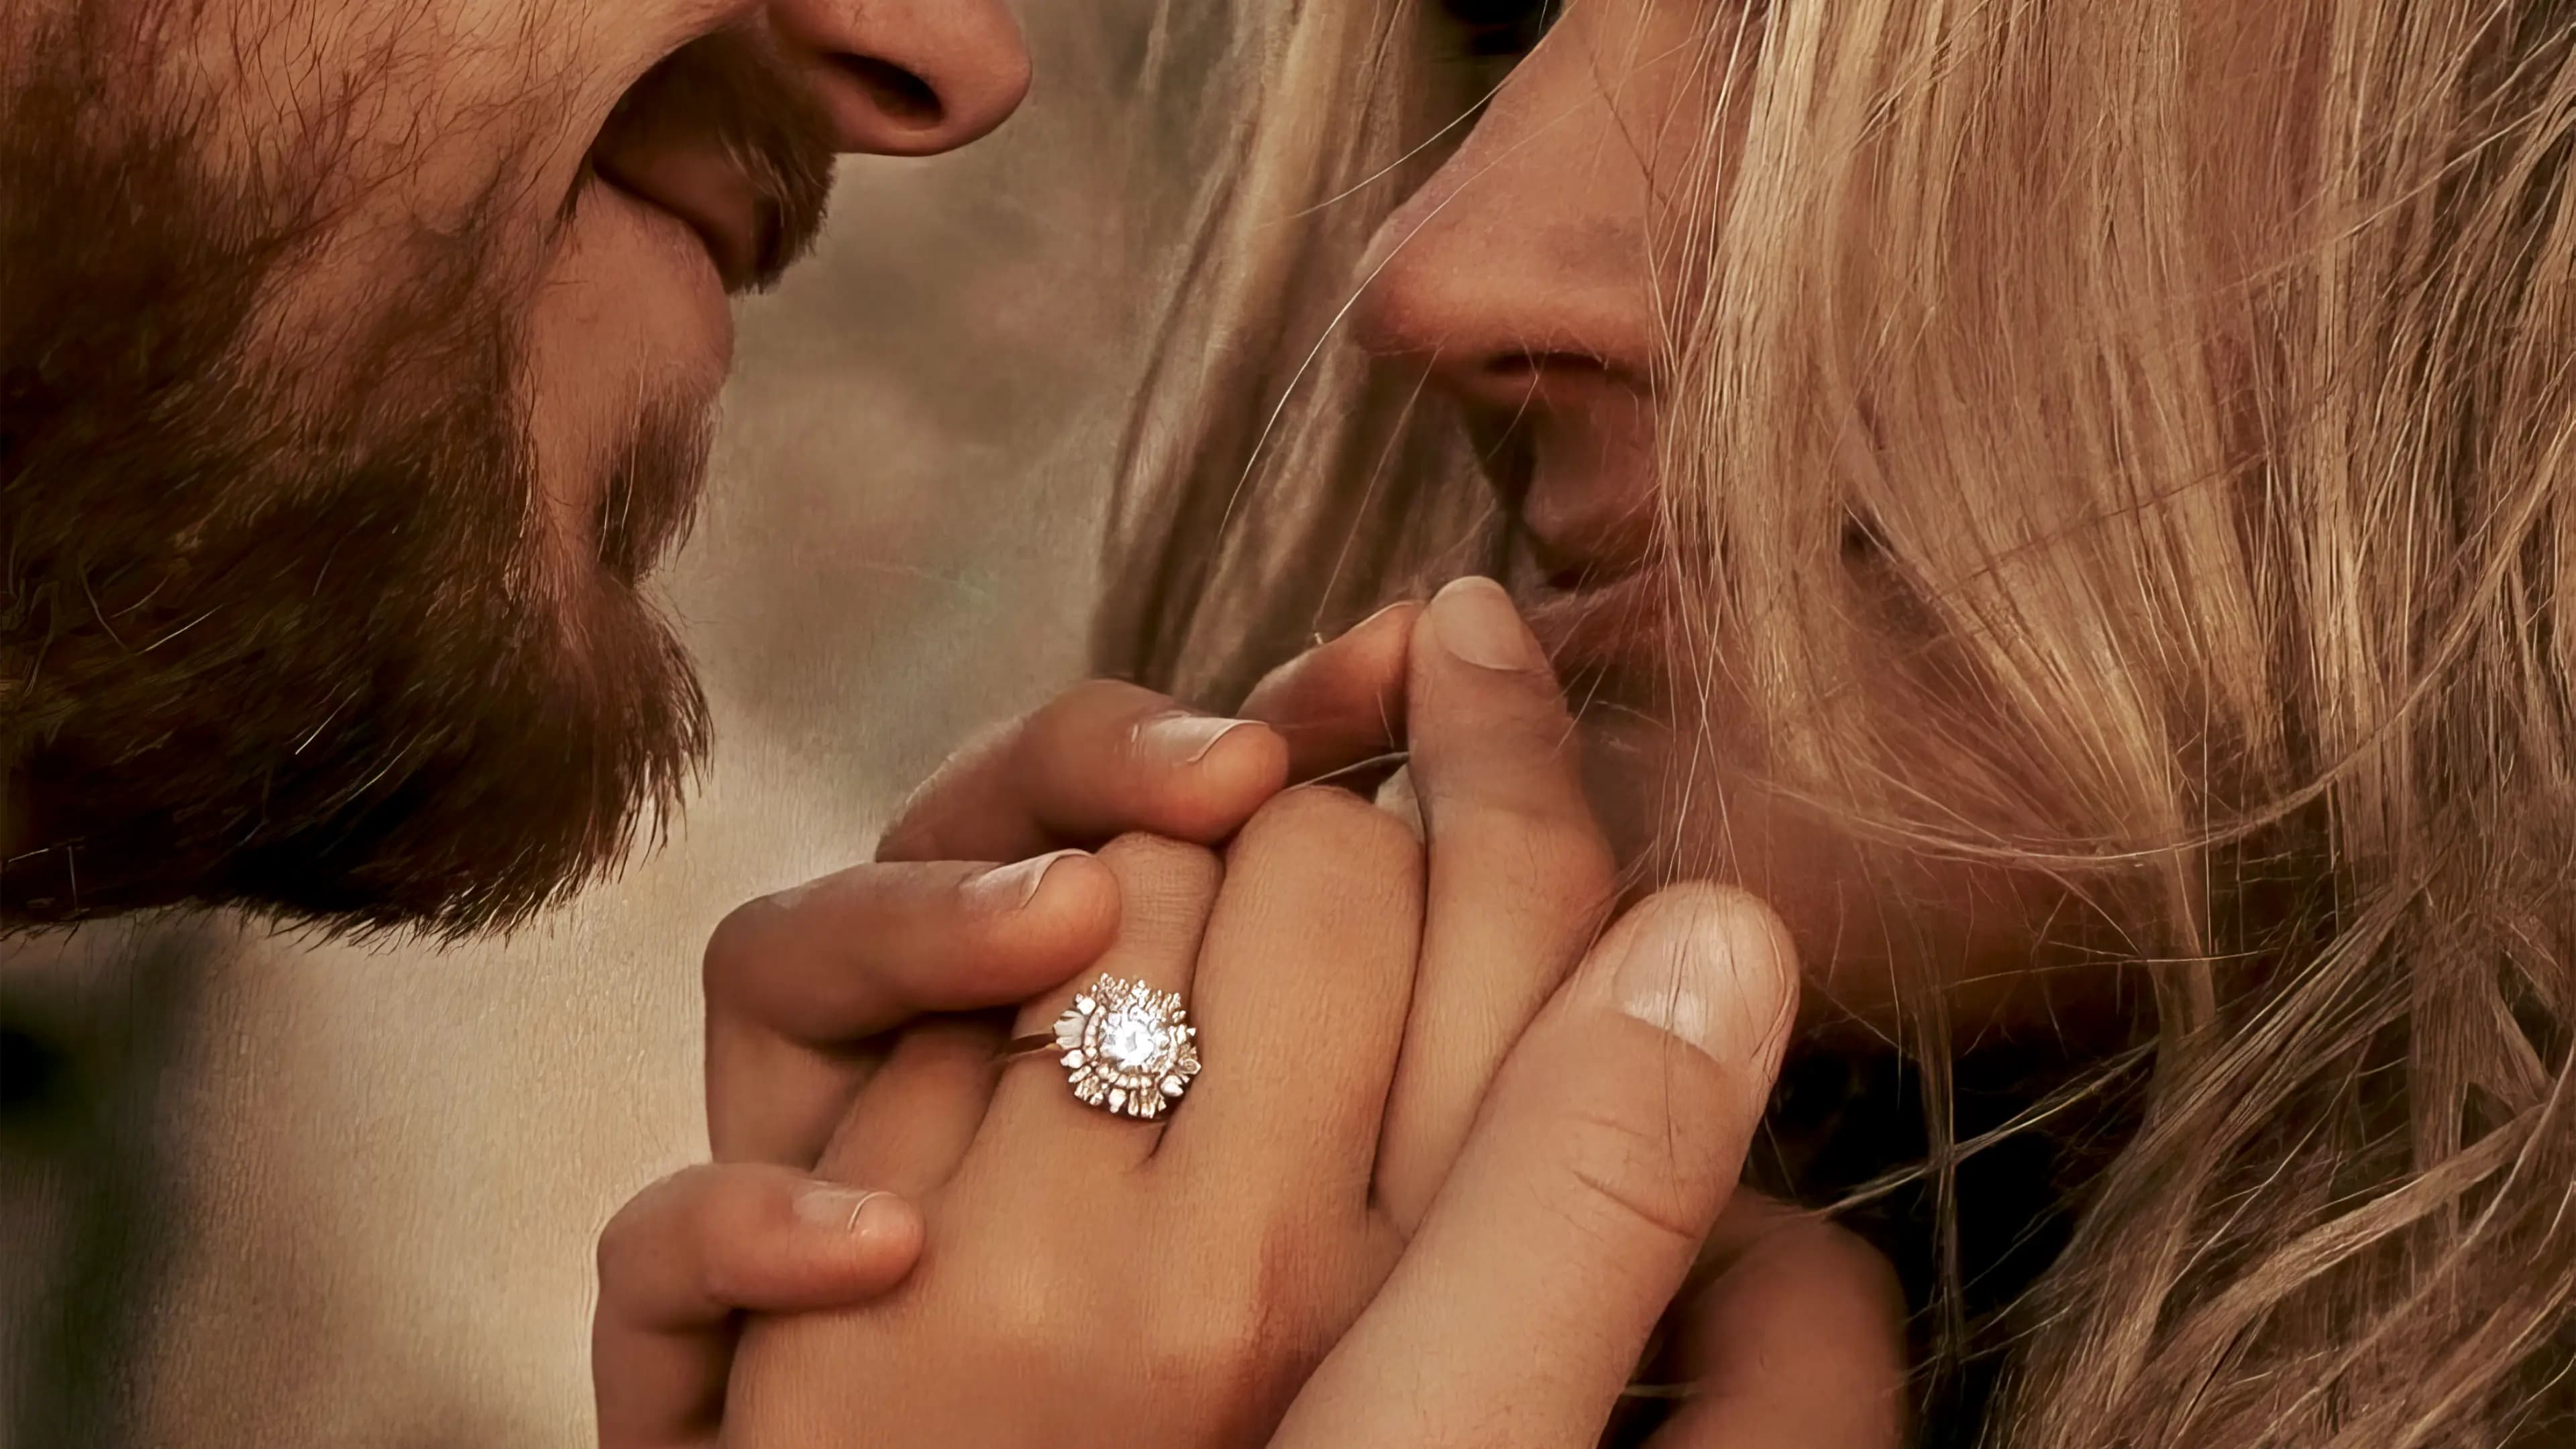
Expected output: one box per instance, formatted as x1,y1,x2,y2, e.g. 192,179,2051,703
1002,974,1201,1120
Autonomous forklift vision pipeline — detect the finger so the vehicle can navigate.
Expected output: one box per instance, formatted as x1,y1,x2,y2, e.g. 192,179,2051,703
875,680,1289,863
1376,576,1618,1228
704,854,1118,1165
592,1163,923,1449
811,1016,1006,1199
879,606,1415,867
1272,887,1798,1448
1161,786,1424,1206
1238,601,1417,780
983,833,1223,1156
1649,1195,1908,1449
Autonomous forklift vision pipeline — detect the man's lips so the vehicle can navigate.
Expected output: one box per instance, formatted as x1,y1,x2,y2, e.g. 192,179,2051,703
588,146,774,292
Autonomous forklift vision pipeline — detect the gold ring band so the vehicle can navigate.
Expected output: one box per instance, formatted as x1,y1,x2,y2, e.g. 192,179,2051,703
996,1032,1062,1061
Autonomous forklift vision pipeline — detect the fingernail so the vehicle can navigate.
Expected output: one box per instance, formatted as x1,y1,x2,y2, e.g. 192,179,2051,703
961,849,1085,912
1430,577,1543,671
793,1185,906,1243
1612,893,1796,1067
1133,712,1258,766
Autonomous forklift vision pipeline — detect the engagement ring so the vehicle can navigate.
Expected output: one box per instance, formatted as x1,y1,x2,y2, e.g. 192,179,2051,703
1004,973,1201,1120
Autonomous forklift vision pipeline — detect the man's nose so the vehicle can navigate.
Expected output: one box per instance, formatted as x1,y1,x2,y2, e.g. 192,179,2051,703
767,0,1032,156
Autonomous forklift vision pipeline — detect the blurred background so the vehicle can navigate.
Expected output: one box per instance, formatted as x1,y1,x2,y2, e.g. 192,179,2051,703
0,3,1217,1443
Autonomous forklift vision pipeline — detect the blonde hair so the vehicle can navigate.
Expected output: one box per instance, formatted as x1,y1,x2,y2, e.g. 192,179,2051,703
1101,1,2576,1444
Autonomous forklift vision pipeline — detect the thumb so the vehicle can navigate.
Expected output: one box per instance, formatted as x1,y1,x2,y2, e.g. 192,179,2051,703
1237,600,1417,780
593,1164,923,1448
1273,885,1799,1448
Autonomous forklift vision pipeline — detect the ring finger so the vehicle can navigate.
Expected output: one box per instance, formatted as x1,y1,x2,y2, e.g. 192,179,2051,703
982,832,1224,1164
702,853,1117,1165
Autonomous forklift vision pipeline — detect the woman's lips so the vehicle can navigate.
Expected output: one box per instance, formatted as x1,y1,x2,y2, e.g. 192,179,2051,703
1515,566,1668,704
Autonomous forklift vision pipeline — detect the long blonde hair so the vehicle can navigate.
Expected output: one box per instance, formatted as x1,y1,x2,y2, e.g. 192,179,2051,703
1099,2,2576,1444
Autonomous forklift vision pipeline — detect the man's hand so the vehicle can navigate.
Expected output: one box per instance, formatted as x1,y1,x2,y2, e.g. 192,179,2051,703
594,1163,924,1449
590,605,1418,1448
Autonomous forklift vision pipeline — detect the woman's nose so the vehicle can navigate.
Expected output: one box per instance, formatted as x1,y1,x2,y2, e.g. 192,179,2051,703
767,0,1032,156
1351,20,1656,409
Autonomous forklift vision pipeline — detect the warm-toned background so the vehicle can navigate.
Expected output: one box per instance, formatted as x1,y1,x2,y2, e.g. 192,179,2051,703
0,5,1214,1443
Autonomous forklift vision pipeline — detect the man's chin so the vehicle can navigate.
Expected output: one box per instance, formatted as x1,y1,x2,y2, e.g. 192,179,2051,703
0,3,722,938
1,391,720,937
2,320,717,937
227,665,710,938
6,605,710,938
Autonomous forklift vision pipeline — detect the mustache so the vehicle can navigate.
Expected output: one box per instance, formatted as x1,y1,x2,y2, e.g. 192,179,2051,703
592,24,838,289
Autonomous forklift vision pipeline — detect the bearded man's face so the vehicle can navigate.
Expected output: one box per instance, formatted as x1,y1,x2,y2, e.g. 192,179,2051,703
0,0,1025,933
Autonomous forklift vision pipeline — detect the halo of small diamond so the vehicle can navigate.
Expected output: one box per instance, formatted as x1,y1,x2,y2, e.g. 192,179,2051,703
1050,975,1201,1120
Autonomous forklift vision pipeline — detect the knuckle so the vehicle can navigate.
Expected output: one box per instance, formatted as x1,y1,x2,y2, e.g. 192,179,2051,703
1526,818,1619,893
594,1171,688,1291
1550,1099,1723,1250
1036,678,1167,747
692,1239,764,1310
700,895,777,993
1449,807,1616,916
1143,1297,1265,1382
1098,832,1223,900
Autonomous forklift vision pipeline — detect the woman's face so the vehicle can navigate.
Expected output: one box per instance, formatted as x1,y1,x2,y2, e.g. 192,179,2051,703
1354,0,2294,1038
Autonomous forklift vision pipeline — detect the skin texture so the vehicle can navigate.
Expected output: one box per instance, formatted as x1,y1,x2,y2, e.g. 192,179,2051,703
0,0,1028,931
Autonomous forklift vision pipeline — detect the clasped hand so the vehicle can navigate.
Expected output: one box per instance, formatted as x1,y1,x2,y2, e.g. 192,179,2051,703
592,581,1904,1448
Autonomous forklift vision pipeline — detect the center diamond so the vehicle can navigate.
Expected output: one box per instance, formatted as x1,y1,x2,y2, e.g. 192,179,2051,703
1049,975,1201,1120
1101,1009,1169,1069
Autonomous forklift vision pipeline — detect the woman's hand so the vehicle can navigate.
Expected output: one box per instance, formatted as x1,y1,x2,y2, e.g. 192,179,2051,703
710,578,1791,1445
718,791,1430,1444
592,608,1417,1448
